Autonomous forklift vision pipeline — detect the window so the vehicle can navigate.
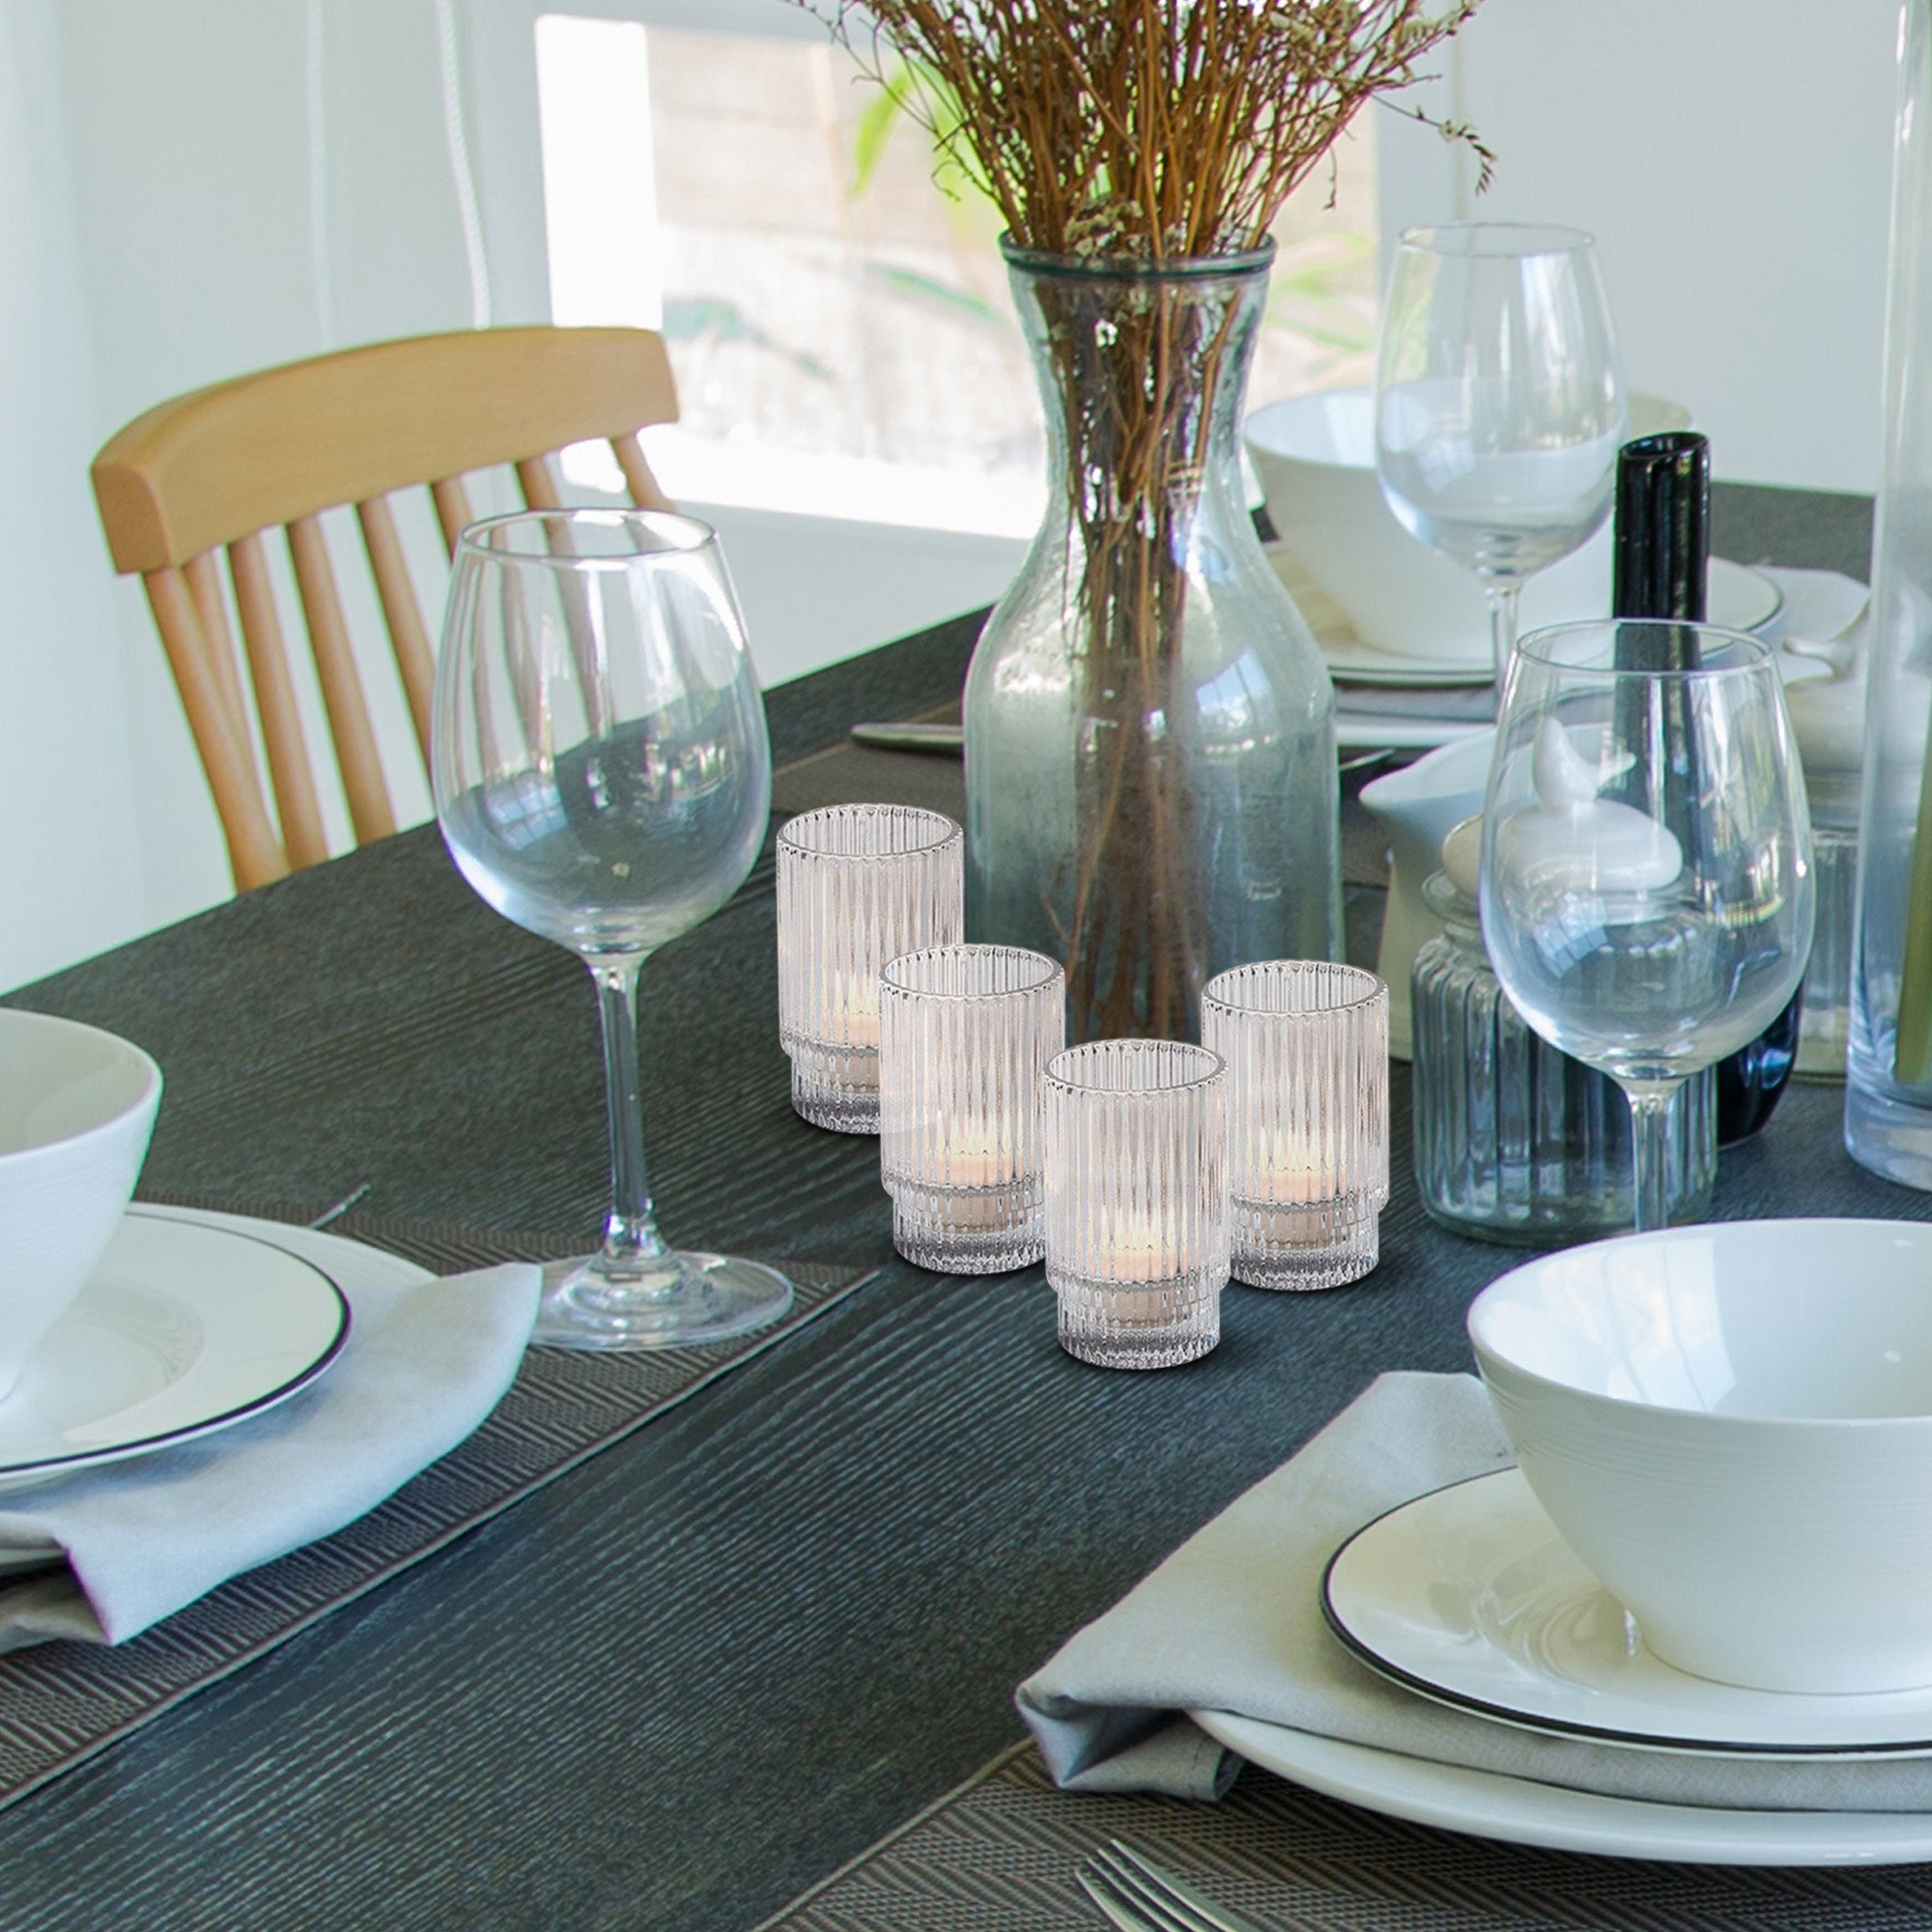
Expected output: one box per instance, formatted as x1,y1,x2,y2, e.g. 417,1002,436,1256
534,13,1380,536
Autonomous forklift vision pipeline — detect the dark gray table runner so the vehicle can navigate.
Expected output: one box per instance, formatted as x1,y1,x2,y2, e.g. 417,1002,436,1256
0,1204,871,1813
0,482,1911,1931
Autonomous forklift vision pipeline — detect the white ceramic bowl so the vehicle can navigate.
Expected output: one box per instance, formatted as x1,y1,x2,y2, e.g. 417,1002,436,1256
1468,1219,1932,1695
1245,386,1692,662
0,1009,161,1400
1357,732,1494,1058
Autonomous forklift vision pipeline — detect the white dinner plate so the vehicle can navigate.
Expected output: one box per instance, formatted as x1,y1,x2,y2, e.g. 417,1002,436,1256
1322,1470,1932,1759
1336,716,1492,752
1188,1709,1932,1866
0,1206,358,1492
1269,549,1784,687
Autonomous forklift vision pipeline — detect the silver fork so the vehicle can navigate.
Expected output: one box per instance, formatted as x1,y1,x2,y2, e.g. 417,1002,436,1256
1077,1841,1267,1932
307,1180,372,1230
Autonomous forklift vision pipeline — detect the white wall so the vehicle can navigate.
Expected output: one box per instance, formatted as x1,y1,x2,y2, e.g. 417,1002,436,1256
0,2,145,986
1378,0,1899,495
53,0,523,936
693,502,1020,689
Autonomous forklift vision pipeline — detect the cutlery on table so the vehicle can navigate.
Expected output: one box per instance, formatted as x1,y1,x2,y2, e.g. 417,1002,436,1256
308,1180,372,1230
848,722,965,754
1078,1841,1270,1932
848,722,1397,780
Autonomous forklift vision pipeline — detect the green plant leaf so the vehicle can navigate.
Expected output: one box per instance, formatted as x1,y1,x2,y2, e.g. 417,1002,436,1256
851,76,906,195
846,55,1001,233
861,263,1007,331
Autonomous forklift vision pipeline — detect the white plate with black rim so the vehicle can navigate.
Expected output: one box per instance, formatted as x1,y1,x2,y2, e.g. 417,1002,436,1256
1320,1467,1932,1760
0,1206,353,1493
1187,1708,1932,1866
1272,550,1786,687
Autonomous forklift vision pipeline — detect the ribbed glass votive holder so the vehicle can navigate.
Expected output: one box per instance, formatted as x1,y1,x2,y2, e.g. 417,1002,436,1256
1043,1039,1230,1370
1201,960,1389,1291
777,806,963,1133
878,945,1065,1272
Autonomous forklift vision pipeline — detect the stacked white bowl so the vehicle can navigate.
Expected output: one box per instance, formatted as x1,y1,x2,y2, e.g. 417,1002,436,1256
0,1009,161,1399
1469,1220,1932,1696
1245,385,1691,664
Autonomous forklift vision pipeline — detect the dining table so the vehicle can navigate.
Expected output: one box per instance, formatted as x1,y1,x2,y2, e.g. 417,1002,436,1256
3,479,1923,1931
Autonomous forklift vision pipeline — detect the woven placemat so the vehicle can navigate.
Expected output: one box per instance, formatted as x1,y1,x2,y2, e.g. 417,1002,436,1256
0,1203,873,1811
761,1741,1932,1930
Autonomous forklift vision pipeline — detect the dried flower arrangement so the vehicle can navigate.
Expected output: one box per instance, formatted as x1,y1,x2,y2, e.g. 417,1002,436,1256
799,1,1491,1039
800,1,1491,258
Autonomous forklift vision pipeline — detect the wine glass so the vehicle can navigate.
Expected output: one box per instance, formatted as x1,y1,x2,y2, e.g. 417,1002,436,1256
433,508,793,1349
1375,223,1626,682
1480,620,1813,1233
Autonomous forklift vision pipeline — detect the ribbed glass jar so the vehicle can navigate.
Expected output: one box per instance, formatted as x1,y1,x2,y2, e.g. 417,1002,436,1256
1042,1039,1229,1370
776,805,963,1133
1411,872,1717,1242
1201,960,1389,1291
877,945,1065,1273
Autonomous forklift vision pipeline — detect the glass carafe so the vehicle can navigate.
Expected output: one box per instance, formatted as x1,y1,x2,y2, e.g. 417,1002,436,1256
964,242,1341,1042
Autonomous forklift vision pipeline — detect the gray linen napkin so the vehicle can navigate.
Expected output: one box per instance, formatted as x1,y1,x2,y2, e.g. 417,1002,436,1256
0,1252,540,1647
1017,1371,1932,1811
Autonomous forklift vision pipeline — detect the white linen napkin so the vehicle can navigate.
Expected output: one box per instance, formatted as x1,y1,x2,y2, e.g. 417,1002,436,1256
0,1230,540,1649
1017,1373,1932,1811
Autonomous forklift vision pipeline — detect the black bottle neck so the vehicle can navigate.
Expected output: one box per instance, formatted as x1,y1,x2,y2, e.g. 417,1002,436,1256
1612,431,1710,622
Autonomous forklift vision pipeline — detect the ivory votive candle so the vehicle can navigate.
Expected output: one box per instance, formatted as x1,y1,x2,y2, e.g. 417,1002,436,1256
1202,960,1388,1290
878,944,1064,1271
1042,1039,1229,1370
777,806,963,1133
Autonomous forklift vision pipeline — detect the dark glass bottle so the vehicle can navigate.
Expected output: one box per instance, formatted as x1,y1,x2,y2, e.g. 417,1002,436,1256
1611,432,1801,1146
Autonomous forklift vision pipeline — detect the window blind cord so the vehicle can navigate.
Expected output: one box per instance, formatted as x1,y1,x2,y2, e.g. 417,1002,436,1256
436,0,493,330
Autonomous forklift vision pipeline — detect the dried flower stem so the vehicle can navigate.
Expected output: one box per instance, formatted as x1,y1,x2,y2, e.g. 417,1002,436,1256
800,0,1490,258
798,0,1489,1037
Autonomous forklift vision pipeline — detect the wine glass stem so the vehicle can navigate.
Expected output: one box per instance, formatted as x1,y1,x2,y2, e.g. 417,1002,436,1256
1486,582,1521,686
589,955,671,1269
1624,1078,1678,1234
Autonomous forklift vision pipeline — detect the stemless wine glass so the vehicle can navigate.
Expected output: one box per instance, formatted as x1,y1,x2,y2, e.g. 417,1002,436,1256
1480,620,1814,1233
1376,223,1626,681
433,508,793,1349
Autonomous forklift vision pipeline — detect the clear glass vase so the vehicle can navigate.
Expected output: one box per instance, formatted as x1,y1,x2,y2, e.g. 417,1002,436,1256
963,242,1342,1043
1846,0,1932,1181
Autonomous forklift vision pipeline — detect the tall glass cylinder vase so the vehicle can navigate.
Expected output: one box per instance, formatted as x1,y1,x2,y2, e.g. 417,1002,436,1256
1847,0,1932,1184
964,242,1342,1044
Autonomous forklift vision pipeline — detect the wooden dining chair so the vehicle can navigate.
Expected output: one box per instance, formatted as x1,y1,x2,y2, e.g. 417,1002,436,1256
90,325,680,892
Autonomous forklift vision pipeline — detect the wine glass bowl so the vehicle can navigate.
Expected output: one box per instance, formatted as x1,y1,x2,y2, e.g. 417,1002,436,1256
434,508,792,1349
438,511,769,955
1375,223,1626,678
1479,620,1814,1231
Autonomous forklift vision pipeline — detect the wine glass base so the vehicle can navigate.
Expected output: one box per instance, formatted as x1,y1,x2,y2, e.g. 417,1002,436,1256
533,1250,793,1350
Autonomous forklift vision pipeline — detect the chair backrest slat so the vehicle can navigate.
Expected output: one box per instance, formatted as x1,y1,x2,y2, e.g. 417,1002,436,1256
611,432,673,513
356,495,435,760
183,549,251,753
142,565,286,890
515,454,562,511
91,326,680,890
430,475,476,559
229,531,330,872
286,515,395,847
